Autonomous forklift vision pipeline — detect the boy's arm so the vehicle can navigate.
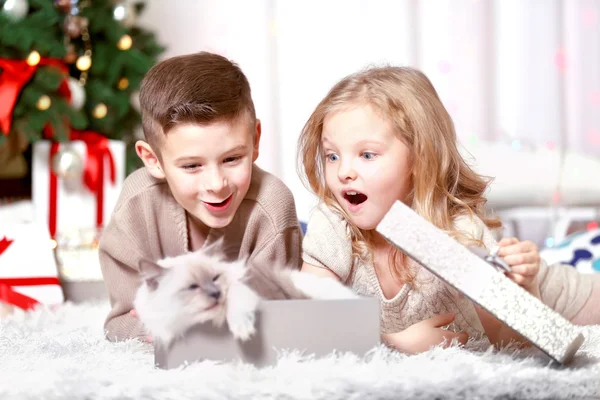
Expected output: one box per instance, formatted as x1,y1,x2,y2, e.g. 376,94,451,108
99,218,147,342
245,225,302,298
250,225,302,269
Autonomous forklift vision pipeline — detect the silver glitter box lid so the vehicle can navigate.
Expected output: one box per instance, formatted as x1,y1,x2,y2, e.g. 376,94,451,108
376,201,585,365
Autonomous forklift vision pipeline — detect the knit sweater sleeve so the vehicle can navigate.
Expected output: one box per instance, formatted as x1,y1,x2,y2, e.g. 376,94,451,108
302,203,354,282
98,203,148,342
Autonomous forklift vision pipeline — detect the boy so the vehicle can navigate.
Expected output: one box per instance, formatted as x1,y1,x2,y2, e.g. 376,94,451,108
99,52,302,342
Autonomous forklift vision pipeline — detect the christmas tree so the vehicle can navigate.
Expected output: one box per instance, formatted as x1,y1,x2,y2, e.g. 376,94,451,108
0,0,164,177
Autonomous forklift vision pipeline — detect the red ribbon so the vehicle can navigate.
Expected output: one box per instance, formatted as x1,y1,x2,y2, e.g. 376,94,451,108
48,131,116,237
0,277,62,310
0,57,70,135
0,237,61,310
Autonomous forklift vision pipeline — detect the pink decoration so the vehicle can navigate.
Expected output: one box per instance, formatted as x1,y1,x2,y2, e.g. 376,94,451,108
546,141,556,150
590,91,600,106
586,128,600,145
583,8,598,27
555,49,567,72
552,191,561,204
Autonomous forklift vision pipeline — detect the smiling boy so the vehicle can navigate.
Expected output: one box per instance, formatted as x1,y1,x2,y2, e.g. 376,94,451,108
99,52,302,341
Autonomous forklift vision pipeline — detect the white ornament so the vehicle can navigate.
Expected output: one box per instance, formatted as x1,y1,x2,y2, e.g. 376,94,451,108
2,0,28,21
51,147,83,180
67,77,86,110
130,91,140,112
113,2,136,28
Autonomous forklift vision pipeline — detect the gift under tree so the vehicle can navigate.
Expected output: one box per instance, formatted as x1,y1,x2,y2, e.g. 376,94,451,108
0,0,163,300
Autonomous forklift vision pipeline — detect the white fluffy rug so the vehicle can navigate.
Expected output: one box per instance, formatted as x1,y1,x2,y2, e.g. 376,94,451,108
1,302,600,400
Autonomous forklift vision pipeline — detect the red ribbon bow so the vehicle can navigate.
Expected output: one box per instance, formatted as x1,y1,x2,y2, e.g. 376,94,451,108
48,131,117,237
0,57,70,135
0,237,61,310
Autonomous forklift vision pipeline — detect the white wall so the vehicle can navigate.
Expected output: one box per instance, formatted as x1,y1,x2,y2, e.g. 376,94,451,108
138,0,600,226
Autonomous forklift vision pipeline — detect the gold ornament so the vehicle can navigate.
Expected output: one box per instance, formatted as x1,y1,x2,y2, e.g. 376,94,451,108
117,77,129,90
117,34,132,51
36,95,51,110
51,147,83,179
92,103,108,119
26,50,41,66
76,54,92,71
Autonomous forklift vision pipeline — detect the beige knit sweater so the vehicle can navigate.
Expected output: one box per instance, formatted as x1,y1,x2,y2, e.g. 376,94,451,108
99,165,302,341
303,203,592,337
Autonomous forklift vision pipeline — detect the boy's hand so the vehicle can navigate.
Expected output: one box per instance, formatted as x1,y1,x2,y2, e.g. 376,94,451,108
129,309,153,343
496,237,541,297
383,313,469,354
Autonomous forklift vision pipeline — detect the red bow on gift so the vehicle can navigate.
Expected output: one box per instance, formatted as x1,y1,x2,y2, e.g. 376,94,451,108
0,237,61,310
48,131,117,237
0,58,70,135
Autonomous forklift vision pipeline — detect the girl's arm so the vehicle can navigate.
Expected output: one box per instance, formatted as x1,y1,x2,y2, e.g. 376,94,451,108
474,306,530,348
301,262,342,280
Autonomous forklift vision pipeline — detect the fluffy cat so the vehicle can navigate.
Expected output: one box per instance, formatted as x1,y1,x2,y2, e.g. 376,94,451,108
133,247,358,347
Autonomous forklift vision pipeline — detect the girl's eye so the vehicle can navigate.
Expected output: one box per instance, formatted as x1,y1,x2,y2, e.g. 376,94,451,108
183,164,201,170
326,153,339,162
224,156,242,163
362,152,376,160
188,284,199,290
212,274,221,282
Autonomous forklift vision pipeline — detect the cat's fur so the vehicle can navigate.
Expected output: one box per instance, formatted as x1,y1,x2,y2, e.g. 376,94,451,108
133,246,358,347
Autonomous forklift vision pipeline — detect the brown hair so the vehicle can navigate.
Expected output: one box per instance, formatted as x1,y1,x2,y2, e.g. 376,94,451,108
298,66,501,285
139,52,256,152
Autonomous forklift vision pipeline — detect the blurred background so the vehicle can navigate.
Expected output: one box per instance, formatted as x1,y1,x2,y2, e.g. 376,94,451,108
1,0,600,305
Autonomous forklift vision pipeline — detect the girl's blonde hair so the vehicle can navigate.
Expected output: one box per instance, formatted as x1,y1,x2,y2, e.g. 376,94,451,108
297,66,501,285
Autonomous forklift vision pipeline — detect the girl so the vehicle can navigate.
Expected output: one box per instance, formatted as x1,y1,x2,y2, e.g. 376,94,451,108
298,66,600,354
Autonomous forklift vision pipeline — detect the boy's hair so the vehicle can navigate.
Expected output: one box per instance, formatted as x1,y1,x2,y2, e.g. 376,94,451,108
297,66,500,285
139,52,256,152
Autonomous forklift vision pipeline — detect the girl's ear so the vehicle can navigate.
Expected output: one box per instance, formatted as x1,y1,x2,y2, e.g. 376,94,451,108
138,258,164,291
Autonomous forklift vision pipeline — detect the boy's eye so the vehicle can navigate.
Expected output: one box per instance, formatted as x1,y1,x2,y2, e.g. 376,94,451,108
183,164,201,170
212,274,221,282
224,156,242,163
188,284,199,290
361,152,376,160
326,153,339,162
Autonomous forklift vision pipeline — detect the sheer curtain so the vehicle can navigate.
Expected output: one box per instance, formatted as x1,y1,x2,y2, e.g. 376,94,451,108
139,0,600,225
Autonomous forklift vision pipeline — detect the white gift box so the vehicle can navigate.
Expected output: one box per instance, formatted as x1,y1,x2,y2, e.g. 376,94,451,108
32,139,126,238
0,222,64,308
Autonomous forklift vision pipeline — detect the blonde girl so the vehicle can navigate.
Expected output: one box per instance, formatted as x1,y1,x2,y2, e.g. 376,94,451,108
298,66,599,354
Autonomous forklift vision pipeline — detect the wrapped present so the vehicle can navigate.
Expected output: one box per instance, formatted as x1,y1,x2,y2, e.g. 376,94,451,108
377,200,585,365
32,134,125,239
0,223,64,310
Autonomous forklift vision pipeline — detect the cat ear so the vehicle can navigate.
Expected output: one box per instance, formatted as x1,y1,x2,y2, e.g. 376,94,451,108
138,258,164,291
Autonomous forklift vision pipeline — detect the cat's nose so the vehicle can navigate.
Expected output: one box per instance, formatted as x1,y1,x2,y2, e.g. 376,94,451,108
201,281,221,300
208,289,221,300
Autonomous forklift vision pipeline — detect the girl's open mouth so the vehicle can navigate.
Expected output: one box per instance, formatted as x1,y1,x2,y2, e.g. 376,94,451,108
343,190,368,212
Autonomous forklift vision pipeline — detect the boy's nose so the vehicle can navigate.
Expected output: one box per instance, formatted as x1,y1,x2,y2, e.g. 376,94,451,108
203,169,228,192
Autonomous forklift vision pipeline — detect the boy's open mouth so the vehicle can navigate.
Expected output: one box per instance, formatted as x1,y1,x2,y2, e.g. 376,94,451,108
343,190,368,205
203,195,233,211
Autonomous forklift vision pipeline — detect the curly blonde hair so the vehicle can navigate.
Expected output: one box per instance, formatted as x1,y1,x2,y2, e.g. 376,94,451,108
297,66,501,285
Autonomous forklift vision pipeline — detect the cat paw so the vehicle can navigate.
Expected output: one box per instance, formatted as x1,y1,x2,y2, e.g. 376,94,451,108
228,311,256,341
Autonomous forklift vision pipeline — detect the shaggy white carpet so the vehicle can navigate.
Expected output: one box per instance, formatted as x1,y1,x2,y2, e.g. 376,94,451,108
1,302,600,400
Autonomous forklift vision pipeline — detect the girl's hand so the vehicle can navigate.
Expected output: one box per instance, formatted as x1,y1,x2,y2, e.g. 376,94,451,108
496,237,541,297
383,313,468,354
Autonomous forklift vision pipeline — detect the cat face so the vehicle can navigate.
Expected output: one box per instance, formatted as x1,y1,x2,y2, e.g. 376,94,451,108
134,249,248,343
